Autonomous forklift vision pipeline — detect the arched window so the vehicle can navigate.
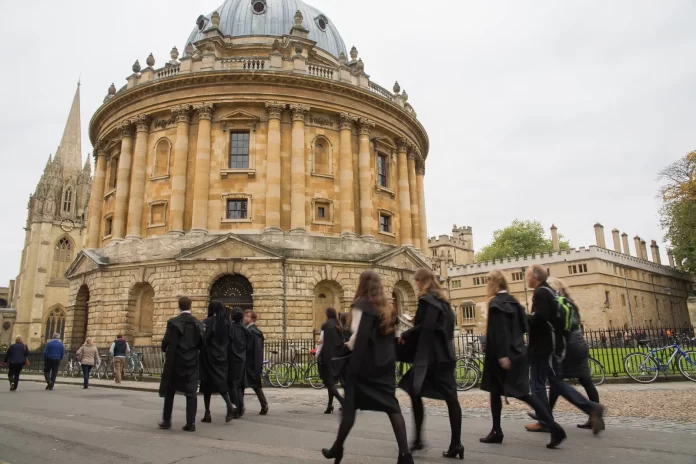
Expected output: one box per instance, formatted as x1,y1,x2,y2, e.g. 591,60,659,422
153,139,171,178
51,237,73,279
312,137,330,175
44,307,66,343
63,188,72,213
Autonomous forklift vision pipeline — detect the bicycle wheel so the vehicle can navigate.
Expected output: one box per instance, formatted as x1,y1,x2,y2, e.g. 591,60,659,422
624,353,659,383
455,359,479,391
677,350,696,382
588,357,606,386
105,362,115,380
133,366,144,382
62,361,71,378
305,362,324,389
270,362,294,388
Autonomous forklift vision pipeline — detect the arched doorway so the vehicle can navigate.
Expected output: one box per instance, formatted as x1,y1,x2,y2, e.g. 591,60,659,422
210,274,253,310
73,284,90,346
393,280,416,317
44,306,66,343
313,281,344,335
129,283,155,346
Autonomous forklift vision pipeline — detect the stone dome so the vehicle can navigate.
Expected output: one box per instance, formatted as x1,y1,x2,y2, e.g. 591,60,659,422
186,0,347,59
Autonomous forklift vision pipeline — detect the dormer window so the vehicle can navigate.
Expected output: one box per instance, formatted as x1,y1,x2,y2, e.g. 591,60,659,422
196,15,207,31
315,15,328,31
252,0,266,14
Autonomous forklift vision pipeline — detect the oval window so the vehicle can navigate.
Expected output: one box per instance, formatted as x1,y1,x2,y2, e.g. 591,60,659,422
253,1,266,14
318,18,326,30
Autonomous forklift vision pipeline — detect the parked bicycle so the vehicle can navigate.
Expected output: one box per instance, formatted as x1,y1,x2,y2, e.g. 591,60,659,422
62,353,81,378
623,339,696,383
124,351,144,381
261,350,281,387
96,354,114,380
272,345,323,389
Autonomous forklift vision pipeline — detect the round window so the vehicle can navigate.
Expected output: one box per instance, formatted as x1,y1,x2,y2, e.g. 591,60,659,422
2,321,10,331
253,1,266,14
317,18,326,30
196,15,206,31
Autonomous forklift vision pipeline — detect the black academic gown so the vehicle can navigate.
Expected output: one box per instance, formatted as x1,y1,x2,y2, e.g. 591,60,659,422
318,320,345,383
199,316,230,394
560,299,590,379
159,313,204,397
344,299,401,414
228,321,248,390
245,324,264,389
480,292,530,398
399,293,457,401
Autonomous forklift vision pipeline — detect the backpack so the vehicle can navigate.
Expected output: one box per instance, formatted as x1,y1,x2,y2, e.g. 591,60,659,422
539,287,573,334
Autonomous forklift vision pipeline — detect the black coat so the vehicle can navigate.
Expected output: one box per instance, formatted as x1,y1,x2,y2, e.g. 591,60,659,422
245,324,264,389
4,342,28,365
344,299,401,414
228,322,247,389
528,282,565,357
318,320,346,382
480,292,530,398
398,293,457,401
159,313,204,397
199,316,230,394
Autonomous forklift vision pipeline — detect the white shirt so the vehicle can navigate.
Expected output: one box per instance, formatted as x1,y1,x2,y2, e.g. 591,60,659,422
316,330,325,356
346,308,363,351
109,340,131,358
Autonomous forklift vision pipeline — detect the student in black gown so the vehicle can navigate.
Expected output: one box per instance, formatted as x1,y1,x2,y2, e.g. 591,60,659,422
227,308,247,417
317,307,345,414
399,267,464,459
199,301,235,423
479,270,567,448
322,270,413,464
242,310,268,416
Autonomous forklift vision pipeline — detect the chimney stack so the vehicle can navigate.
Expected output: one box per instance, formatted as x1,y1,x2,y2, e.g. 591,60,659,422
612,229,622,252
668,251,676,267
640,240,648,261
650,240,661,264
594,223,606,248
634,236,643,260
551,224,559,252
621,232,630,256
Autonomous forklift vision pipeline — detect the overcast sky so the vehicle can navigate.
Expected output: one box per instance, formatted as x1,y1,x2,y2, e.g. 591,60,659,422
1,0,694,284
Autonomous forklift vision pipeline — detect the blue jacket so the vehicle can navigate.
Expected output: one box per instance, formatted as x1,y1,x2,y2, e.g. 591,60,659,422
4,343,28,365
44,339,65,360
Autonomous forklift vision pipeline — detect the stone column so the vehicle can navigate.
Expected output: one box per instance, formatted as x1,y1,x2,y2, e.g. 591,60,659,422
87,144,108,248
125,115,152,240
289,104,309,233
111,122,135,241
191,103,214,235
396,138,412,246
339,113,357,237
168,105,192,235
551,224,560,252
358,118,375,239
407,146,420,249
416,161,428,253
594,223,606,248
264,102,284,232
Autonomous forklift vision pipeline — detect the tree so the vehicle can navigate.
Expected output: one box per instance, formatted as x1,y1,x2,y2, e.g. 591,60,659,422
659,151,696,273
475,219,570,262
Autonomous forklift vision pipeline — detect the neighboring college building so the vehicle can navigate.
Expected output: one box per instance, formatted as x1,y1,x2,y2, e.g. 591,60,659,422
428,225,475,278
447,224,695,333
63,0,430,348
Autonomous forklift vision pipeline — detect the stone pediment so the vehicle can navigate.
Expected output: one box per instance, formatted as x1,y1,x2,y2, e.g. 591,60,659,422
219,109,260,124
372,247,428,272
176,234,282,261
65,250,107,278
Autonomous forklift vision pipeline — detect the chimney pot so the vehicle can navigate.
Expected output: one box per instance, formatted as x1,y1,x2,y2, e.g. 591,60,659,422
612,229,622,253
551,225,559,252
594,223,606,248
650,240,661,264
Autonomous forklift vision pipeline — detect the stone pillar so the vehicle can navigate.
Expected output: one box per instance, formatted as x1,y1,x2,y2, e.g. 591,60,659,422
641,240,649,261
594,223,606,248
358,118,375,239
125,115,152,240
191,103,215,235
396,138,412,246
634,236,643,260
551,224,559,252
650,240,661,264
407,146,420,249
416,161,428,254
289,104,309,233
339,113,357,237
87,144,108,248
668,252,676,267
168,105,192,235
621,232,630,256
612,229,622,252
264,102,284,233
111,122,135,241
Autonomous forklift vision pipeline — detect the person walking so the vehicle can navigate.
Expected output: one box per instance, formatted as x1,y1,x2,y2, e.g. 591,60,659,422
398,267,463,459
43,333,64,391
4,335,29,391
317,307,345,414
227,308,247,417
242,310,268,416
479,270,567,448
524,265,604,435
109,334,130,384
158,297,205,432
322,270,413,464
200,301,235,424
76,338,99,389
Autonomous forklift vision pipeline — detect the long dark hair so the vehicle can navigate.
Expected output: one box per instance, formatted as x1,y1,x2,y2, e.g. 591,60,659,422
353,270,396,335
325,307,343,332
208,300,228,344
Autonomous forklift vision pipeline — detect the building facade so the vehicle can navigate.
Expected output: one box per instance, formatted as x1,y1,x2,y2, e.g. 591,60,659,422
448,224,695,333
64,0,430,348
11,86,91,348
428,225,474,278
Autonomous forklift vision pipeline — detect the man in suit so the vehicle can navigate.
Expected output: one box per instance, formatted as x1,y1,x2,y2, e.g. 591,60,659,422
242,310,268,416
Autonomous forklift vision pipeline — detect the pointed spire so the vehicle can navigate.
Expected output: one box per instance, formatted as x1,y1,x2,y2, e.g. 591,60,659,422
54,82,82,172
83,155,91,174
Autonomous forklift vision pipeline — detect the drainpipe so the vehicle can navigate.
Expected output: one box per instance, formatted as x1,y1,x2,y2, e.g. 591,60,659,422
623,267,634,328
282,258,287,342
650,274,661,325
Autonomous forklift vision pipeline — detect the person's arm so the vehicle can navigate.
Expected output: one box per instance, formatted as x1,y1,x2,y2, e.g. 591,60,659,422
76,346,84,358
346,309,363,351
109,342,115,356
316,330,324,356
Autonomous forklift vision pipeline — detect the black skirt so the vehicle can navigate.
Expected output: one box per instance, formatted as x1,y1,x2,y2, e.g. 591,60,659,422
344,373,401,414
399,361,458,402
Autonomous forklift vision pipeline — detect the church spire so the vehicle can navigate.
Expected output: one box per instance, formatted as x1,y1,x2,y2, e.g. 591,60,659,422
54,82,82,171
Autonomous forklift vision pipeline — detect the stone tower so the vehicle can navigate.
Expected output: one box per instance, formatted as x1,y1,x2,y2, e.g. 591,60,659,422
428,224,475,278
12,83,91,348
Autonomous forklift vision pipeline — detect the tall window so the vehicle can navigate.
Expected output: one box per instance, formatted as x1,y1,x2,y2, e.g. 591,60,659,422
153,139,171,177
63,188,72,213
621,294,626,306
379,213,391,233
104,216,113,236
313,138,330,175
108,157,119,189
226,199,248,220
44,307,66,343
229,132,250,169
511,272,523,282
377,154,388,187
462,305,475,325
51,237,72,279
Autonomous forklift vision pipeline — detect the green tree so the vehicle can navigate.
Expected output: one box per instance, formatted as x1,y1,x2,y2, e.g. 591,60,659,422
475,219,570,262
659,151,696,272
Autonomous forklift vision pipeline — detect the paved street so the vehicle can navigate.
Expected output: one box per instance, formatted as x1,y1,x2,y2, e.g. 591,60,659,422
0,378,694,464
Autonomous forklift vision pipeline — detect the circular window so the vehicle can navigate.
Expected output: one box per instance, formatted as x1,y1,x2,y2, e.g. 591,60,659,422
196,15,206,31
2,321,10,331
317,18,326,30
252,1,266,14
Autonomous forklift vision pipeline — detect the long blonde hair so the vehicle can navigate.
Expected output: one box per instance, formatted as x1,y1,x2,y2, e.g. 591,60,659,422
486,270,509,299
547,277,570,298
414,267,448,301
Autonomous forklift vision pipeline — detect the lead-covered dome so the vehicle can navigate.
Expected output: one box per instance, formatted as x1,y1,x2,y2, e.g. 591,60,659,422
186,0,347,59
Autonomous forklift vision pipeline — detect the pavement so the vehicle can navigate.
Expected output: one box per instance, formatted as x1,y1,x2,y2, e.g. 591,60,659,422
0,376,693,464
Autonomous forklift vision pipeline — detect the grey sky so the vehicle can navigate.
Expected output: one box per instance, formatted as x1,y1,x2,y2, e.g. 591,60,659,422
1,0,694,283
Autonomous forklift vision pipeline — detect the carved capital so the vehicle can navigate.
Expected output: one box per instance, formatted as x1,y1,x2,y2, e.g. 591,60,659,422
131,114,152,132
117,120,135,138
289,103,310,122
407,142,418,160
358,118,375,136
93,141,107,158
194,102,215,121
416,161,425,176
395,137,409,152
171,105,192,124
265,101,285,120
339,112,358,130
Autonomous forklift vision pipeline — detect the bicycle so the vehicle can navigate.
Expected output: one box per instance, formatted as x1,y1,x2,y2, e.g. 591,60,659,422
623,339,696,383
272,346,323,389
96,354,114,380
123,351,144,381
588,357,605,386
62,354,81,378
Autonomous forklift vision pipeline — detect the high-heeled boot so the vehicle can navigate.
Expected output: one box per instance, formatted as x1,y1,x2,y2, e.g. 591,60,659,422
321,445,344,464
397,452,414,464
324,405,334,414
201,411,212,423
442,443,464,459
479,429,504,444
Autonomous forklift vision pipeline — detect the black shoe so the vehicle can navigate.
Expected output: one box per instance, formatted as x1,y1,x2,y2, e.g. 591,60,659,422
577,419,592,429
45,384,51,390
547,425,567,449
324,405,334,415
259,404,269,415
322,445,344,464
238,407,246,418
48,383,54,391
409,440,425,452
83,386,88,389
225,407,235,423
442,443,464,459
590,404,605,435
182,424,196,432
158,420,172,430
480,430,504,444
201,411,212,423
10,383,16,392
398,452,414,464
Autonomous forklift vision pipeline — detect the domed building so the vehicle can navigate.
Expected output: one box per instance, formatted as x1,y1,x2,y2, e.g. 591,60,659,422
64,0,430,347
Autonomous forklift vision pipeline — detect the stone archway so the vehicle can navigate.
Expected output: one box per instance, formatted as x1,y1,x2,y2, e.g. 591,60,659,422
210,274,254,311
73,284,90,346
392,280,417,317
129,283,155,346
313,280,344,335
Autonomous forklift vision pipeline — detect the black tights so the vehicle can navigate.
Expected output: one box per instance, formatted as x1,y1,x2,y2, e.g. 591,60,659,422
325,378,344,409
490,392,556,433
203,391,233,413
332,407,408,454
412,395,462,447
549,375,599,411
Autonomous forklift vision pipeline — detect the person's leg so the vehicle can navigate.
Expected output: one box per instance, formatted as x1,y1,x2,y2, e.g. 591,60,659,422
186,394,198,426
50,360,59,386
529,355,551,414
15,366,22,389
254,387,268,414
445,398,462,447
520,393,567,447
549,371,595,416
44,361,52,385
114,358,122,383
491,394,502,432
203,392,212,413
387,412,409,455
548,385,560,412
332,406,356,449
82,364,90,388
162,392,175,423
578,375,599,403
410,395,425,446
